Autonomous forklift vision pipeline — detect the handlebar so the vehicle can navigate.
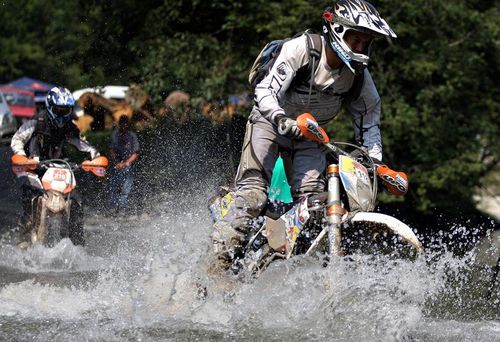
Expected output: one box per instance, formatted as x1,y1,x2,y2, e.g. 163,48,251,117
37,159,81,171
11,155,109,177
292,113,380,200
293,113,408,196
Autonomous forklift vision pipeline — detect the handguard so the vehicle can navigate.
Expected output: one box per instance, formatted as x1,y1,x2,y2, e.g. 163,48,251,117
376,164,409,196
82,156,109,177
296,113,330,143
11,154,38,176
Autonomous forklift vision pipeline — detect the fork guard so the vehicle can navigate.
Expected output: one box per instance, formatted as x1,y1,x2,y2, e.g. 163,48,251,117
351,212,424,253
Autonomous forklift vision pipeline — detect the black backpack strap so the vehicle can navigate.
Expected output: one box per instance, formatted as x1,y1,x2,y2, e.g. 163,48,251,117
26,112,48,159
305,33,322,83
34,112,46,133
306,33,322,63
34,111,47,145
303,32,322,110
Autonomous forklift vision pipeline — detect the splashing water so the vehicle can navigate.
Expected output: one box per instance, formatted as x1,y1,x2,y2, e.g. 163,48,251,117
0,181,498,341
0,123,498,341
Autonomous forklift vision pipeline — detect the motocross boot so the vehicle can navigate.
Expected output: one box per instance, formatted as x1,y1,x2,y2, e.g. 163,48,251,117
211,219,246,263
211,188,266,266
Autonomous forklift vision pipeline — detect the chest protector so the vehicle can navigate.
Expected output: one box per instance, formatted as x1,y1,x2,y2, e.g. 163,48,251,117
31,111,77,160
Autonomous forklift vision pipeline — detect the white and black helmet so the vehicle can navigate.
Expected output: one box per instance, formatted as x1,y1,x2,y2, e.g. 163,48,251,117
322,0,397,74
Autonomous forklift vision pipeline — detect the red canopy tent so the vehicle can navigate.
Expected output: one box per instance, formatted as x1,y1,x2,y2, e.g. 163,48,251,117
5,77,55,103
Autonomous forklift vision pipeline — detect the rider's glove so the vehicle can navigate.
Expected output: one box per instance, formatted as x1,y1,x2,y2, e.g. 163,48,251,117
277,117,303,139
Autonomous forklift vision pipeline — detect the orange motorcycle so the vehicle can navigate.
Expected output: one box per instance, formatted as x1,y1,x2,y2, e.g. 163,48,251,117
11,155,108,248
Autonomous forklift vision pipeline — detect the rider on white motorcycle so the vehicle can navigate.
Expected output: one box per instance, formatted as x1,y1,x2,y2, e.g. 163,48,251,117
10,86,100,248
212,0,407,261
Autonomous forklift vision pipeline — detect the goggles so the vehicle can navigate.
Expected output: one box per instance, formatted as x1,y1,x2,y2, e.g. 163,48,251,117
52,105,72,117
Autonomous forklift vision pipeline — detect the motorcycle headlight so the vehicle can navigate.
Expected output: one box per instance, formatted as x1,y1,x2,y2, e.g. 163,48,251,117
45,193,66,213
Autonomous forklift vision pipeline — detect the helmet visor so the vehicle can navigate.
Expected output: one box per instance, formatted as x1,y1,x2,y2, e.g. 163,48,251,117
52,105,72,117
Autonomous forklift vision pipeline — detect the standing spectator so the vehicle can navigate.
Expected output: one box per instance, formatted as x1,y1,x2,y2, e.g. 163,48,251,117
109,115,139,212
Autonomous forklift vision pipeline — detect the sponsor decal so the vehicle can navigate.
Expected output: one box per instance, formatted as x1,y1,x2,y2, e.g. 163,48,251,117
297,203,307,224
382,173,407,192
53,169,67,181
354,165,369,184
340,172,353,192
331,41,351,62
395,174,408,187
269,75,284,93
306,118,326,142
276,62,287,80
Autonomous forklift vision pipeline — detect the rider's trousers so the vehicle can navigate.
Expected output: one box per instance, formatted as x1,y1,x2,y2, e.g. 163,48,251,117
228,114,327,233
109,166,134,210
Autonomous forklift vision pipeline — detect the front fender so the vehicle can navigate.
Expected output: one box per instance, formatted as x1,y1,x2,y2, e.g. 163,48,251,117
351,212,424,253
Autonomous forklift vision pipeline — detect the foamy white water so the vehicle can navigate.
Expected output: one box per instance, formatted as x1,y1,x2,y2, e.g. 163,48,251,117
0,178,498,341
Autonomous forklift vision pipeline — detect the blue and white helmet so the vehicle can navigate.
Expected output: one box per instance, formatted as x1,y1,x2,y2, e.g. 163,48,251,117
45,87,75,126
322,0,397,75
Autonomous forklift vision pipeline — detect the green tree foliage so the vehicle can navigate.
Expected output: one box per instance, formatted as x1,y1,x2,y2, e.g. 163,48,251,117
367,0,499,212
132,0,324,103
0,0,93,86
0,0,161,88
0,0,498,214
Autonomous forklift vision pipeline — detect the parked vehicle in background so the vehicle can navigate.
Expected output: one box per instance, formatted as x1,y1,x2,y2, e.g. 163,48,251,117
72,85,130,118
0,86,36,125
0,91,17,138
73,86,129,102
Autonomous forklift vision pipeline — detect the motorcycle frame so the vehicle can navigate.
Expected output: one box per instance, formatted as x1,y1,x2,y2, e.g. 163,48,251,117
28,159,77,245
302,143,377,258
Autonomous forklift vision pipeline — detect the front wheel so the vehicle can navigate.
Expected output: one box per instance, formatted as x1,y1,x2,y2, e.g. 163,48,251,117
44,214,64,247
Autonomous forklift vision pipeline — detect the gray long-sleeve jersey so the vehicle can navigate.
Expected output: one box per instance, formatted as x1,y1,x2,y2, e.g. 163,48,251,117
253,34,383,160
11,119,99,160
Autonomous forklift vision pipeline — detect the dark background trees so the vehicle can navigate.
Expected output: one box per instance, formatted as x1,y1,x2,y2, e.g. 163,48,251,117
0,0,498,219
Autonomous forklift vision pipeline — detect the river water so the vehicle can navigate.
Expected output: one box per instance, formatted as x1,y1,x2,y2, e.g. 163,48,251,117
0,183,498,341
0,126,498,341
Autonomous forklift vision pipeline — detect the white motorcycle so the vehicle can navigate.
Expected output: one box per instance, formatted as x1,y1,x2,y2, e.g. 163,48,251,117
210,113,423,276
11,155,108,247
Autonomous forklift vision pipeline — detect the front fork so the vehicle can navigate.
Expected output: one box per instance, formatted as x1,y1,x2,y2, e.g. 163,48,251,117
304,163,344,258
325,164,343,257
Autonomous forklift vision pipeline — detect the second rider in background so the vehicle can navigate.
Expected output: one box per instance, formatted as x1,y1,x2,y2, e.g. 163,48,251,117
10,86,101,248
